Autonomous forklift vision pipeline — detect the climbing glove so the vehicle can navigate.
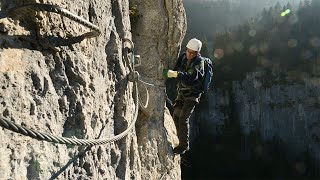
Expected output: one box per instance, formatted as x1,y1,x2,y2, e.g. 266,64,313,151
163,69,178,79
168,70,178,78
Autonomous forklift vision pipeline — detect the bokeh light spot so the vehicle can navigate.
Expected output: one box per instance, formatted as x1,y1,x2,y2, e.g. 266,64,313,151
310,37,320,48
285,9,291,14
288,39,298,48
281,9,291,16
249,45,258,56
214,48,224,59
233,42,244,52
301,50,313,60
259,42,269,54
248,29,256,37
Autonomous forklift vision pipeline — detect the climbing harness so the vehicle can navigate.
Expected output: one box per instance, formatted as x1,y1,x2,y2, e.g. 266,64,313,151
7,3,101,38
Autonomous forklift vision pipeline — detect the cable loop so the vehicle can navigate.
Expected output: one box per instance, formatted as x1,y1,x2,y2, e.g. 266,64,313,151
0,81,139,146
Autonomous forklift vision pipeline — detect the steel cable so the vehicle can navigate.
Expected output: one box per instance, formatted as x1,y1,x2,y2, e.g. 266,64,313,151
7,3,101,38
0,82,138,146
0,36,139,146
0,10,140,145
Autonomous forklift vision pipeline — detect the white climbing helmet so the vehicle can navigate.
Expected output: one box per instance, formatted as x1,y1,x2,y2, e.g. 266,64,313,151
186,38,202,52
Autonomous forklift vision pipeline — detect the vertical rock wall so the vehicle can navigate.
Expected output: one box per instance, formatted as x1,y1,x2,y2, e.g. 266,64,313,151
0,0,186,179
199,71,320,175
233,72,320,166
131,0,186,179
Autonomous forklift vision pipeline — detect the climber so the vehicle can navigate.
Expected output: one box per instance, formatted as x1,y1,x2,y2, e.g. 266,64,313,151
163,38,205,155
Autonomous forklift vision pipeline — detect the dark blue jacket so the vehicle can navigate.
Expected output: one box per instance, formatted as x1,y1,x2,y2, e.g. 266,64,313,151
174,53,205,94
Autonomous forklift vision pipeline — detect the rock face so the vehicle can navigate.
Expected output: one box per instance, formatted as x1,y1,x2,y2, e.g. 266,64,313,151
0,0,186,179
131,0,186,178
198,71,320,174
232,72,320,164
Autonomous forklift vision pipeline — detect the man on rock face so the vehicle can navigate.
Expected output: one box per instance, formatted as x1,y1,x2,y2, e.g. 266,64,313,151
163,38,205,154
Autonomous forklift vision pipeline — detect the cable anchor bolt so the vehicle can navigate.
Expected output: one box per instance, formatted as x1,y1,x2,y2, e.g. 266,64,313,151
128,71,140,82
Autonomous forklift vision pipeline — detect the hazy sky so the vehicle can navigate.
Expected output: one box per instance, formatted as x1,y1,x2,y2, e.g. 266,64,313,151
184,0,300,3
184,0,301,41
184,0,301,9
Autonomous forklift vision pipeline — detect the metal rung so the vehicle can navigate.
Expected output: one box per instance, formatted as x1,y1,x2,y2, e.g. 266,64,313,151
133,55,141,67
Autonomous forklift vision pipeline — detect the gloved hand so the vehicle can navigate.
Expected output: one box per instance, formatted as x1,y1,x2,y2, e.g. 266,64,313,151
163,69,178,79
167,70,178,78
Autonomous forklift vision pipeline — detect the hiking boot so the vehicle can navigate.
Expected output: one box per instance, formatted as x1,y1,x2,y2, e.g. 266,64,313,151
173,146,188,155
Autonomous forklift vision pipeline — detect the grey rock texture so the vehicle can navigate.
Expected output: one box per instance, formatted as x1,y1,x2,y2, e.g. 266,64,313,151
131,0,186,178
200,71,320,168
233,72,320,162
0,0,186,179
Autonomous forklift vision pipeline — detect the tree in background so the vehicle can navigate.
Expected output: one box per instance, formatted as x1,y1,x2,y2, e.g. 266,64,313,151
212,1,320,87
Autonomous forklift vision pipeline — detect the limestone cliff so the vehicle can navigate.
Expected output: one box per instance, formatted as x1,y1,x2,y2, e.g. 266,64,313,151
0,0,186,179
197,71,320,175
232,72,320,165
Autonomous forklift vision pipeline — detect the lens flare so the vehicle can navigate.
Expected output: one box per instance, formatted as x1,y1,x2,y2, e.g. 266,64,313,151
310,37,320,48
281,9,291,16
249,45,258,56
233,42,244,52
285,9,291,14
259,42,269,54
214,49,224,59
288,39,298,48
248,29,256,37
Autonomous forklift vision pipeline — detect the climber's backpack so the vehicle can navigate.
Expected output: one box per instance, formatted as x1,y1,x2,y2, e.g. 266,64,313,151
200,57,213,93
180,54,213,93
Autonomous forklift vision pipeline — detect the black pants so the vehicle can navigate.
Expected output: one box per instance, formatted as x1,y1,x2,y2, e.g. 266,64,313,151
172,94,200,150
